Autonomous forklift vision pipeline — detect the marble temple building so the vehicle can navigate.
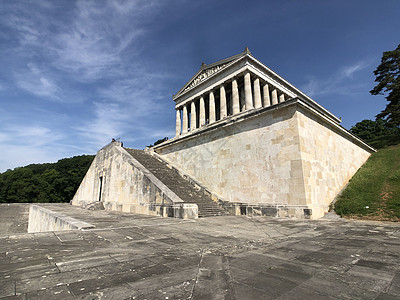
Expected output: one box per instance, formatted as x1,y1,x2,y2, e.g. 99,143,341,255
72,48,375,220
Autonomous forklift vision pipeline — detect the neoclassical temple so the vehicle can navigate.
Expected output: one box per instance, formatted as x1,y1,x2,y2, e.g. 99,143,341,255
73,48,374,220
174,47,294,136
152,47,375,219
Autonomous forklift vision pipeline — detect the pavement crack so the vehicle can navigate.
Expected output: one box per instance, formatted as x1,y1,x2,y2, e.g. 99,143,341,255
54,261,61,273
222,255,236,299
189,249,203,300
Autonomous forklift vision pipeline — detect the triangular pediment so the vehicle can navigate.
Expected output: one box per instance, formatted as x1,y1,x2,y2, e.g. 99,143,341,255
183,63,229,92
174,48,251,99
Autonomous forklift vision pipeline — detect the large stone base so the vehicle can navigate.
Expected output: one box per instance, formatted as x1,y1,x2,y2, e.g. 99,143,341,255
155,99,374,220
221,201,328,219
100,201,198,219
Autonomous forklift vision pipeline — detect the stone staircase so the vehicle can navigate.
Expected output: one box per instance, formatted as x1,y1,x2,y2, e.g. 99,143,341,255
124,148,229,217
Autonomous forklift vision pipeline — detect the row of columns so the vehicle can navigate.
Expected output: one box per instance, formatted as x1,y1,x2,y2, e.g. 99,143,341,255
176,72,287,136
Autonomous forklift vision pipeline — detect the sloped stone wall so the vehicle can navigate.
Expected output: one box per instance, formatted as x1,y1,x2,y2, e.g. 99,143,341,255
72,143,197,219
296,106,371,216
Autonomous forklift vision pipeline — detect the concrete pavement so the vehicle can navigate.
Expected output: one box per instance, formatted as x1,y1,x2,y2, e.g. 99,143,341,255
1,204,399,299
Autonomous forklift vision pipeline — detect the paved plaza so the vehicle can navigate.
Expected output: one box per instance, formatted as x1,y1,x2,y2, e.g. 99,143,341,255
1,204,400,299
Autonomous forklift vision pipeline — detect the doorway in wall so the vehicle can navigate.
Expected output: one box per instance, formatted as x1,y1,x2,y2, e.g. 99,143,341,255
98,176,103,202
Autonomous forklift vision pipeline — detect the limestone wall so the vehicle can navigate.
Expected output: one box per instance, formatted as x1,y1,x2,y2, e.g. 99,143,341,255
296,106,372,216
157,105,307,206
72,143,197,219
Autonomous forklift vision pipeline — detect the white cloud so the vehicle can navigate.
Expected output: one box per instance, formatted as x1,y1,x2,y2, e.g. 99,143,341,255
0,124,65,172
50,0,156,81
341,61,369,78
0,124,62,147
73,101,131,149
301,60,371,98
14,63,60,99
0,0,171,170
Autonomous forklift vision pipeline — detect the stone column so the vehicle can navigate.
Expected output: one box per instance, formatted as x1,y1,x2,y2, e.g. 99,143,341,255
199,96,205,127
271,89,278,105
209,91,216,124
240,87,245,111
279,94,285,103
244,72,253,110
190,101,196,131
263,83,271,107
220,85,227,118
253,78,262,109
175,109,181,137
232,79,240,115
182,105,188,134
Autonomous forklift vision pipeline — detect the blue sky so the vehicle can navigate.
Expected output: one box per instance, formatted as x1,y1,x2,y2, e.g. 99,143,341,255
0,0,399,172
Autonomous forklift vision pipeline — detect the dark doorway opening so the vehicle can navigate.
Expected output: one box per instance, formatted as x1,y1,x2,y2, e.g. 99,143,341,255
98,176,103,202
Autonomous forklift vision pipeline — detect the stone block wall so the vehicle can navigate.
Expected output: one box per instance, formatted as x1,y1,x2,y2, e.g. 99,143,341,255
155,100,374,219
296,106,372,216
156,104,307,213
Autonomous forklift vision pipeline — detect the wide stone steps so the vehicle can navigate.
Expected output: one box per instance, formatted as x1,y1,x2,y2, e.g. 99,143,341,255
124,148,229,217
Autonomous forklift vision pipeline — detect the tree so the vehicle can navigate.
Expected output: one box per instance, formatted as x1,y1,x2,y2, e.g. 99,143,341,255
0,155,94,203
350,118,398,142
370,44,400,127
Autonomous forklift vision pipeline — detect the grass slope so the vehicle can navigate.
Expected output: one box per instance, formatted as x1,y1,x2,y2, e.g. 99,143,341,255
334,143,400,221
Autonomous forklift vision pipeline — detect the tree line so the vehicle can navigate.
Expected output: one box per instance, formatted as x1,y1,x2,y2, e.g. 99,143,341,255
0,155,94,203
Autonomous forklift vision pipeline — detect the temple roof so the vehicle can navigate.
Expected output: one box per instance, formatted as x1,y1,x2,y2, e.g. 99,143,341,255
173,47,252,99
172,47,344,125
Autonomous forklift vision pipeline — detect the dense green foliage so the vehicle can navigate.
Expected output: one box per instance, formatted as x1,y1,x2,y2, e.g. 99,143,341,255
0,155,94,203
350,118,400,148
367,134,400,149
147,137,169,147
334,142,400,220
370,44,400,127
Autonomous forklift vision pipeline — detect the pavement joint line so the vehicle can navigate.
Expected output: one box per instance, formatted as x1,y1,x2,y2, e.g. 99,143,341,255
189,248,204,300
54,232,63,243
109,254,121,264
86,220,197,232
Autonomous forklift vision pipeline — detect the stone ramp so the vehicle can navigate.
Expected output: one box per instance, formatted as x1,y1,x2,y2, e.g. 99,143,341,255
124,148,229,217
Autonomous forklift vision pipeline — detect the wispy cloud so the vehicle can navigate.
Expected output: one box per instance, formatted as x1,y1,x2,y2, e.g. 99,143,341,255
50,0,156,81
0,124,65,172
14,63,60,99
341,61,370,78
0,0,173,171
0,124,62,147
1,0,162,93
301,60,371,98
73,101,131,149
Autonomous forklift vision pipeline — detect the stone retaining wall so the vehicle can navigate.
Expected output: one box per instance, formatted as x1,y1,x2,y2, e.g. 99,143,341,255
27,205,95,233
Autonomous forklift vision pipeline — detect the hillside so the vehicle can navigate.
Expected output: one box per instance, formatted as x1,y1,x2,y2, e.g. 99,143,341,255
334,142,400,221
0,155,94,203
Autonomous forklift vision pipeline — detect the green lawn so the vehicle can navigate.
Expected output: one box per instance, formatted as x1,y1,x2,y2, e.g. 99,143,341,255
334,142,400,221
